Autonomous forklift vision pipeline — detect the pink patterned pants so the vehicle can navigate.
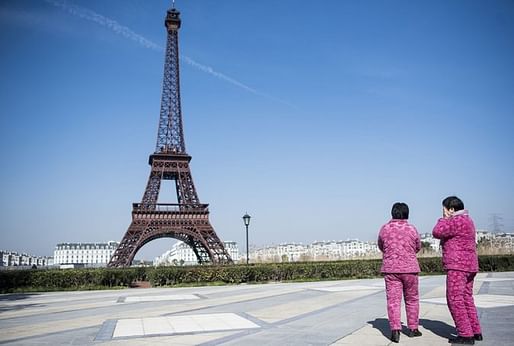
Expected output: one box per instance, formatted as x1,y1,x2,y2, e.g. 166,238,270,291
384,273,419,330
446,270,482,337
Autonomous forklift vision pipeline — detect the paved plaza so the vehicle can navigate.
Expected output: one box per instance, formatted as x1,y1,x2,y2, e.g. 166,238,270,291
1,272,513,345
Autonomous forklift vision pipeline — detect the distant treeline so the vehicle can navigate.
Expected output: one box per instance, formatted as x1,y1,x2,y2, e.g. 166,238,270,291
1,255,513,294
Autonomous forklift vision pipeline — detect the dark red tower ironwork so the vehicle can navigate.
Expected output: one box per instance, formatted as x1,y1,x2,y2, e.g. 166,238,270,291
108,7,232,267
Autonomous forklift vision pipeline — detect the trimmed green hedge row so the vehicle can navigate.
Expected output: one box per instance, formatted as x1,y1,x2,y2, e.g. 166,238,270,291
0,267,148,293
148,259,384,286
1,255,513,293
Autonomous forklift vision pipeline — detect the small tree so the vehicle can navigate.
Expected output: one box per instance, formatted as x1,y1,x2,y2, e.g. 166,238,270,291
421,241,432,251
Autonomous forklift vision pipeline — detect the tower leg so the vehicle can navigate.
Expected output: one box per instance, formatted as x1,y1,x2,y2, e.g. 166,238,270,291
109,217,232,267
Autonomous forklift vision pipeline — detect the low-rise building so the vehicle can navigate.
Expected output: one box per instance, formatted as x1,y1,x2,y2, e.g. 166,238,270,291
276,243,308,262
420,233,441,252
53,241,119,267
251,239,379,263
476,229,494,242
155,241,240,266
492,233,514,250
0,250,51,267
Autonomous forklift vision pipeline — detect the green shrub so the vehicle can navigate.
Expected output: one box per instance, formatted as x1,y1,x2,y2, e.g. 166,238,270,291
419,257,443,274
1,255,513,293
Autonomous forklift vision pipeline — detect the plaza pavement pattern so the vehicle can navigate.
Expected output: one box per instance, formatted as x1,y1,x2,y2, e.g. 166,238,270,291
1,272,513,345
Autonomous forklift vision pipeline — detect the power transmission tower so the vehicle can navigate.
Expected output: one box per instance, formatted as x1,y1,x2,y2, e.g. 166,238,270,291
489,213,504,233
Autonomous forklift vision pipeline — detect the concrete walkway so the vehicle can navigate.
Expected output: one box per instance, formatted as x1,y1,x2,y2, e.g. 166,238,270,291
1,272,513,345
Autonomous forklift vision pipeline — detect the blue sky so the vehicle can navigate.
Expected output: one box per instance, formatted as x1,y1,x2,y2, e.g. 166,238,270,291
1,0,513,260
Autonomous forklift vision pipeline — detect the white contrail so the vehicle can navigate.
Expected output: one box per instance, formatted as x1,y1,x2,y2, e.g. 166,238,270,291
45,0,295,107
44,0,162,51
180,56,296,108
181,55,258,94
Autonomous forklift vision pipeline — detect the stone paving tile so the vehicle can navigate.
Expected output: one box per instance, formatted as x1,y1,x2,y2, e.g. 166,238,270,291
141,316,174,335
191,315,230,331
477,277,514,282
312,285,384,292
111,313,261,338
124,294,200,302
112,318,143,338
331,301,456,346
0,299,118,320
102,332,237,345
1,272,513,345
421,294,514,308
216,313,261,329
168,316,204,333
332,333,390,345
247,289,376,323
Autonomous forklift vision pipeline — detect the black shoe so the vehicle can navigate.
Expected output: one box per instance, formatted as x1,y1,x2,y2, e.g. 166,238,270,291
408,328,422,337
391,330,400,343
474,333,483,341
448,336,475,344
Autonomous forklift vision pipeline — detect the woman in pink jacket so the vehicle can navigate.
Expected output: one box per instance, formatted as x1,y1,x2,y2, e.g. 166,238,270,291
433,196,483,344
378,202,422,343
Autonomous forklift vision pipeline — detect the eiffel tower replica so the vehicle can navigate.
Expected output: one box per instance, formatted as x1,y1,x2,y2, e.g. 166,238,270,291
108,7,232,267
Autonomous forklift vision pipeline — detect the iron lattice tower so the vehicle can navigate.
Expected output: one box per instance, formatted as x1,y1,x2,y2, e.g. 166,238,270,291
109,8,232,267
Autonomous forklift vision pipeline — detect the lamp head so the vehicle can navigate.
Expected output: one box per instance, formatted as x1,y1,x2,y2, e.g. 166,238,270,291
242,213,251,227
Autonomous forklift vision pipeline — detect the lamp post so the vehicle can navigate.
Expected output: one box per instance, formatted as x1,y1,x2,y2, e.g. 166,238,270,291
242,213,251,264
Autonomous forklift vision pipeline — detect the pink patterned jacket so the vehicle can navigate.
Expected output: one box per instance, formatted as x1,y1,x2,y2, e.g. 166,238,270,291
378,220,421,273
432,210,479,273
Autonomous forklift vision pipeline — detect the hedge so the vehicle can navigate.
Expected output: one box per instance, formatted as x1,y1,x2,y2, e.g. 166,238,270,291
1,255,513,293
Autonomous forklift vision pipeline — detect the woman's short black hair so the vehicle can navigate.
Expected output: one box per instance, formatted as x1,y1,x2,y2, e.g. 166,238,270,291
442,196,464,211
391,202,409,220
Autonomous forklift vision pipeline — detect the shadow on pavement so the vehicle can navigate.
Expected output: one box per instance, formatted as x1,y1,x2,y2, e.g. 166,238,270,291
368,317,456,341
0,293,40,301
419,318,455,338
367,318,390,339
0,303,43,312
0,293,43,312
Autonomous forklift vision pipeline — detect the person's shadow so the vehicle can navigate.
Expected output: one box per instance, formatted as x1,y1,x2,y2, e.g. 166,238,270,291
419,318,455,338
367,318,456,340
366,318,390,339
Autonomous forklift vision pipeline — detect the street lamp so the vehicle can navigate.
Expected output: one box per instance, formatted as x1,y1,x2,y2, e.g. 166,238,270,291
242,213,251,264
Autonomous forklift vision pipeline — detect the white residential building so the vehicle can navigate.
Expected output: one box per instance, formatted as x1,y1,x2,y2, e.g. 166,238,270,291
492,233,514,250
223,241,240,262
420,230,514,252
155,241,240,266
53,241,119,267
251,239,379,263
0,251,51,267
252,245,281,262
311,241,339,259
338,239,379,258
476,229,494,242
276,243,308,262
420,233,441,252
